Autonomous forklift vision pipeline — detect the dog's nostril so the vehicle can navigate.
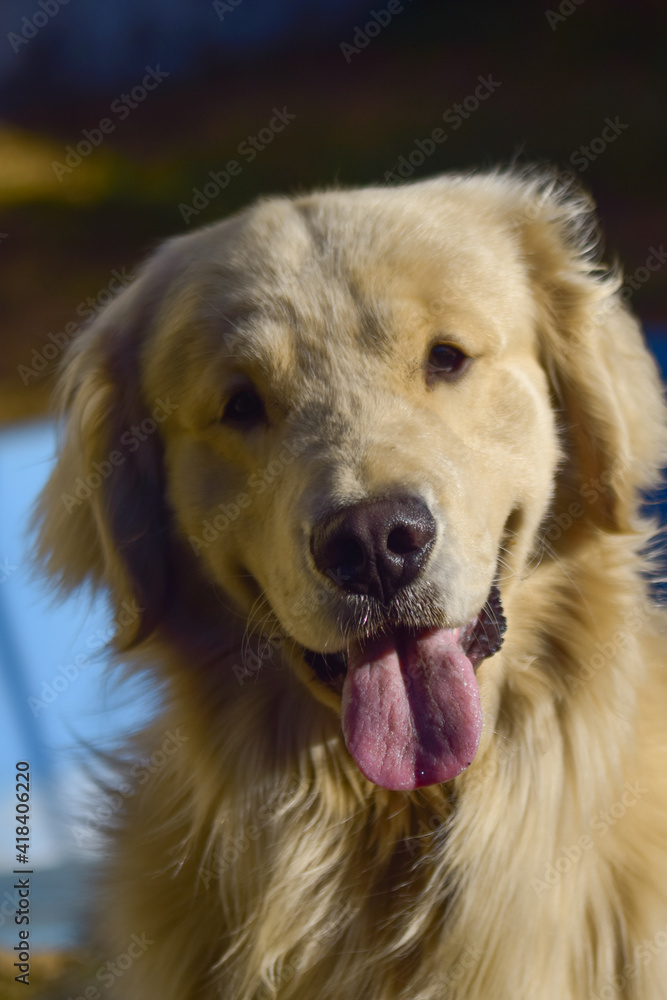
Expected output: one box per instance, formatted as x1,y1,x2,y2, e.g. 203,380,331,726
338,538,364,570
387,526,420,555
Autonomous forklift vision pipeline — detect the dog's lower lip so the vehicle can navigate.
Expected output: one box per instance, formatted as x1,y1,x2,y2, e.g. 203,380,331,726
302,585,507,690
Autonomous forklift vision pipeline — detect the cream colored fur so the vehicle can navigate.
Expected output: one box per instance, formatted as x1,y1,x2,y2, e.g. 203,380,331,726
36,169,667,999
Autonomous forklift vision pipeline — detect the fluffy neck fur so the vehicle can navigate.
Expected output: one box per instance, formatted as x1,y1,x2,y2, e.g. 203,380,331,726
103,530,667,1000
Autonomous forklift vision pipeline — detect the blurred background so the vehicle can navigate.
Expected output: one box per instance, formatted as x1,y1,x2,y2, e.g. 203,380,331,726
0,0,665,991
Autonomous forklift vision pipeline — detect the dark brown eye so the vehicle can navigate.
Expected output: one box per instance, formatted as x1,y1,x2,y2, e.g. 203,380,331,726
428,343,470,379
222,388,265,425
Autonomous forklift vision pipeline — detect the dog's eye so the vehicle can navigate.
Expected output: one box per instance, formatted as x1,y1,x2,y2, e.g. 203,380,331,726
428,343,470,379
222,388,265,425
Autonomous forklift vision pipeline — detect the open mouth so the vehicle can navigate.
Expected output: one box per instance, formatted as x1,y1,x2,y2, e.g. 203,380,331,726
302,586,506,791
303,586,506,686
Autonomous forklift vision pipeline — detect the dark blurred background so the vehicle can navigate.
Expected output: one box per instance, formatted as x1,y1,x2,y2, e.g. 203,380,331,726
0,0,666,420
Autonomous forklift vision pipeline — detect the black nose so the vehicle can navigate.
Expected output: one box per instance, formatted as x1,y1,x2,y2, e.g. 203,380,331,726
310,495,436,604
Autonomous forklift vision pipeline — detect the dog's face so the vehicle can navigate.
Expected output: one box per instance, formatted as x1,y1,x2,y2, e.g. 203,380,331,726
152,191,559,633
38,174,665,792
140,187,562,789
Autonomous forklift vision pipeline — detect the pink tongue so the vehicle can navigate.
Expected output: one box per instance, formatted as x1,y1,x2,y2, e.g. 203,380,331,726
341,629,482,790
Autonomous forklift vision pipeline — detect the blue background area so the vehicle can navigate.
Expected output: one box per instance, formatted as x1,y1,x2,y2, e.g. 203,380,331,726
0,422,157,947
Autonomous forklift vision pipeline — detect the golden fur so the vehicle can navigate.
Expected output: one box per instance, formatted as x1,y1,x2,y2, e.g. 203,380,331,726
36,169,667,999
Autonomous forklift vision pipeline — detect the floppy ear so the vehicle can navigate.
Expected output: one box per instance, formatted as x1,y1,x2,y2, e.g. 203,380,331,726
514,173,667,533
34,242,182,648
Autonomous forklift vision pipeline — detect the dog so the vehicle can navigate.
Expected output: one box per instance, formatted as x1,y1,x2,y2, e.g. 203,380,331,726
36,169,667,999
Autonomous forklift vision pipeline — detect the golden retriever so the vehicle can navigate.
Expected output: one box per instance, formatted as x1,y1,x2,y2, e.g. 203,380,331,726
36,169,667,999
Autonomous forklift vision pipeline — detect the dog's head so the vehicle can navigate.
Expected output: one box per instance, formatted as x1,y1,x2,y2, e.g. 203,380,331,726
36,170,666,791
